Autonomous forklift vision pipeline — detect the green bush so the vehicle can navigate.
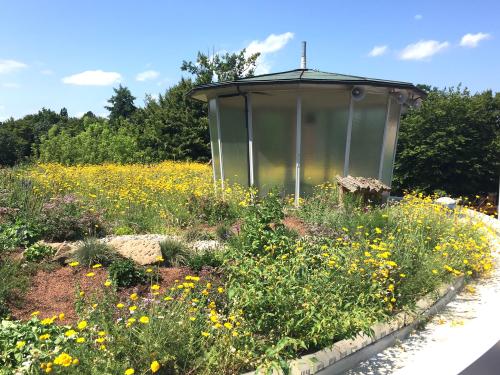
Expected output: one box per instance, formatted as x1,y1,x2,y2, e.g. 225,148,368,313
159,239,188,267
0,220,40,254
186,194,237,225
38,195,106,241
184,226,215,242
186,249,223,272
73,239,118,267
108,259,147,288
0,260,29,318
215,223,233,241
23,243,55,262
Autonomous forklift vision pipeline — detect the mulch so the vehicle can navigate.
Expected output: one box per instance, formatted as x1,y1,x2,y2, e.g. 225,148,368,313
7,265,211,323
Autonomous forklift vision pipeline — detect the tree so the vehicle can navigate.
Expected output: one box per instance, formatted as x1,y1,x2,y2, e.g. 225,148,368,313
181,49,260,85
105,85,137,122
59,107,68,119
393,86,500,196
134,78,210,162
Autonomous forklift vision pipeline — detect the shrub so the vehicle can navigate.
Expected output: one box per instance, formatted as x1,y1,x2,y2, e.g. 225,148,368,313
73,239,118,267
0,220,40,254
0,260,29,318
215,223,233,241
186,249,223,272
38,195,106,241
184,226,215,242
23,243,55,262
186,194,237,225
159,239,188,267
108,259,147,288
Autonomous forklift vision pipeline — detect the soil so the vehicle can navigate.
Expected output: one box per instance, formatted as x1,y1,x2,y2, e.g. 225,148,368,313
7,265,213,323
283,216,310,237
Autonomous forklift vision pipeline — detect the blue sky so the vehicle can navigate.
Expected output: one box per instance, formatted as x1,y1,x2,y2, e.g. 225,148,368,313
1,0,499,120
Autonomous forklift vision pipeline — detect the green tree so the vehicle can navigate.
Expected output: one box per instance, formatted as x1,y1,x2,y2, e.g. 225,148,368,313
134,78,210,162
105,85,137,122
394,86,500,196
181,49,260,85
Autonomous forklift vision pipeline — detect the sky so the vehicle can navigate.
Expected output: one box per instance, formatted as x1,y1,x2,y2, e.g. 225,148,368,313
0,0,499,120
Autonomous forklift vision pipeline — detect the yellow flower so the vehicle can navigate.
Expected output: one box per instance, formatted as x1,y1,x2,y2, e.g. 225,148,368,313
130,293,138,301
432,269,438,274
151,284,160,291
124,369,135,375
150,361,161,373
164,296,173,301
224,322,233,329
59,313,65,321
79,291,85,297
72,359,79,365
76,337,86,343
69,261,79,267
41,317,55,325
65,329,77,337
96,337,106,343
375,227,382,234
104,280,112,287
156,256,164,262
53,352,73,367
116,303,125,308
217,287,224,294
129,305,137,312
39,334,50,340
85,272,95,277
98,331,106,336
31,311,40,317
201,331,210,337
139,316,150,324
77,320,87,330
146,268,153,273
16,341,26,349
92,264,102,268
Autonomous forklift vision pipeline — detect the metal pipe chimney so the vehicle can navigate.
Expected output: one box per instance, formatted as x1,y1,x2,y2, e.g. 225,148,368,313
301,41,307,69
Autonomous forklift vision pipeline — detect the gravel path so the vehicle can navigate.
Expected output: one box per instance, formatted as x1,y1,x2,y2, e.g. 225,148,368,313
346,213,500,375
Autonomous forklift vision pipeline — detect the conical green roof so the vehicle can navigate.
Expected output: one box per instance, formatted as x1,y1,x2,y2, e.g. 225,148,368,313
189,68,426,101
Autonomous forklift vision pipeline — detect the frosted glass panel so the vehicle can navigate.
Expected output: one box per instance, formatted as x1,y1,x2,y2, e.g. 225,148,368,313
208,99,220,181
252,92,296,195
218,96,249,186
380,97,401,186
348,93,388,178
300,90,350,195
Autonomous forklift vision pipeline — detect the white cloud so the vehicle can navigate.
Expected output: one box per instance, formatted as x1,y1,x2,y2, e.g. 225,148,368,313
460,32,491,48
2,82,20,88
136,70,160,81
62,70,122,86
245,32,294,74
368,45,388,57
414,14,423,20
399,40,449,60
0,59,27,74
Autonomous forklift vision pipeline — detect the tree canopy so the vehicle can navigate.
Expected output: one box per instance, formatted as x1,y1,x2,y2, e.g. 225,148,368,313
0,48,498,197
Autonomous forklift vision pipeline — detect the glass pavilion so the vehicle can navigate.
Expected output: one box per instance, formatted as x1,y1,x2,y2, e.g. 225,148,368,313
190,69,425,202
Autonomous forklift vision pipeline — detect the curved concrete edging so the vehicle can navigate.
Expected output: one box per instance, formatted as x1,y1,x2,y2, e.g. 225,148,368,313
244,209,499,375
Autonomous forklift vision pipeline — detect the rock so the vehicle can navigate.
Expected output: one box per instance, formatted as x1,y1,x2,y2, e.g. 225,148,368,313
45,241,79,264
435,197,457,210
108,238,162,265
191,240,220,251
